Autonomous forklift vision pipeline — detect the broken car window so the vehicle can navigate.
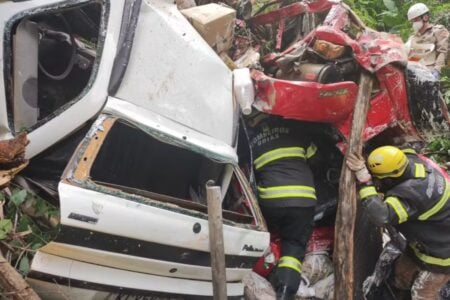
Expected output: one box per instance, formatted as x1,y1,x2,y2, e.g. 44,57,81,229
8,2,103,131
86,119,253,223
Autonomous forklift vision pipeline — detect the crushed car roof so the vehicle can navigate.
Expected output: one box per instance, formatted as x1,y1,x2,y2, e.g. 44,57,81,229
113,0,236,147
105,97,239,164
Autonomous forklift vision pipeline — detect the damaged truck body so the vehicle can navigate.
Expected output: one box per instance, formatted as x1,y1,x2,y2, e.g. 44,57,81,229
1,0,450,298
1,0,269,298
248,0,449,146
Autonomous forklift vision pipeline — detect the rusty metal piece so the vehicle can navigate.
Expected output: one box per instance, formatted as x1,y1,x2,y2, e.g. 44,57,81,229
250,2,308,26
313,39,345,60
275,18,285,50
295,63,340,83
0,132,28,165
72,117,116,181
250,0,335,26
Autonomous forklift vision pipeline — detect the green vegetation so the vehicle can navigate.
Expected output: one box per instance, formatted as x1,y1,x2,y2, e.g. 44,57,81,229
343,0,450,40
0,187,59,276
426,135,450,165
342,0,450,167
441,68,450,106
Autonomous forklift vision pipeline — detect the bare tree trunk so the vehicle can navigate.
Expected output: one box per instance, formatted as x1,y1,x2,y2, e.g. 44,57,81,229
334,72,373,300
0,252,40,300
206,181,227,300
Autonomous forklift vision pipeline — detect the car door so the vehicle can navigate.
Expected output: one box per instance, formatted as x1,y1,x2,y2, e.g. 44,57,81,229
0,0,125,158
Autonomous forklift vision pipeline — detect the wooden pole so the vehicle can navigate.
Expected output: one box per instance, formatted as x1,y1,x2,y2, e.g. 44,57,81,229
0,252,40,300
206,181,227,300
334,72,373,300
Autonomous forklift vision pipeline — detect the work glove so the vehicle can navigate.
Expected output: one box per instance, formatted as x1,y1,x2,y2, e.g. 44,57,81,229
346,153,372,183
431,69,440,80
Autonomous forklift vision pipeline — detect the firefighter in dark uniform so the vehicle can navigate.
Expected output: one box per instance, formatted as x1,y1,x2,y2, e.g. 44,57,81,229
347,146,450,299
246,112,318,300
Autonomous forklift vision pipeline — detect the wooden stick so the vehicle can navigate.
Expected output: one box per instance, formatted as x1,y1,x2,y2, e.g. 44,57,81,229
206,181,227,300
334,72,373,300
0,251,40,300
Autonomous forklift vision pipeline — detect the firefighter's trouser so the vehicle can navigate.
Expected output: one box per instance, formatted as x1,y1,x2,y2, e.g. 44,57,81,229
261,206,315,294
394,253,450,300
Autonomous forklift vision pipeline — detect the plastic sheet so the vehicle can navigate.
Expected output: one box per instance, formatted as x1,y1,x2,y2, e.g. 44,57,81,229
302,251,334,285
312,274,334,300
242,271,276,299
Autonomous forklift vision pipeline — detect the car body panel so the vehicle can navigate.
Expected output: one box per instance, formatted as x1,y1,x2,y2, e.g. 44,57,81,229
113,0,235,146
28,109,268,297
104,97,238,164
0,0,124,157
29,252,245,298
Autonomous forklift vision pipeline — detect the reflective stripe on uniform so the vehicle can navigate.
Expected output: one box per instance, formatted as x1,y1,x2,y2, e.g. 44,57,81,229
385,196,408,224
414,163,426,178
359,186,378,200
278,256,302,273
257,185,317,200
306,143,317,159
411,245,450,267
254,147,305,170
418,180,450,221
402,148,417,154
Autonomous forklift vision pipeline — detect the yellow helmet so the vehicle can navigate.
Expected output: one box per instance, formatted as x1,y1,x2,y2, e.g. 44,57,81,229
368,146,408,179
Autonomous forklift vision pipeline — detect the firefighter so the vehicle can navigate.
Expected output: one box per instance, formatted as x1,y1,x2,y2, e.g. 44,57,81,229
406,3,449,79
246,112,318,300
346,146,450,299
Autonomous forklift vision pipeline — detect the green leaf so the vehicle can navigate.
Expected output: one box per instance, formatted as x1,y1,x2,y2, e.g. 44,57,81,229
31,243,43,250
9,239,23,247
383,0,398,12
10,189,27,206
0,219,13,233
34,200,48,217
0,219,12,240
18,256,30,275
380,15,396,27
17,215,31,232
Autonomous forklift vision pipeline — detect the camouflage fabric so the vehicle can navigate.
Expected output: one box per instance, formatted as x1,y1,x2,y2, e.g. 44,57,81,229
394,253,450,300
408,24,450,72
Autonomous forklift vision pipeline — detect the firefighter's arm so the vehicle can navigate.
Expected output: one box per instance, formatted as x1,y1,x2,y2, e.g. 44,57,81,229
434,25,449,72
346,153,417,226
358,185,393,226
358,186,416,226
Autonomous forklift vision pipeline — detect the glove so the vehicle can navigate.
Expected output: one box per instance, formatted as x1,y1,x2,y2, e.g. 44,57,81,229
346,153,372,183
431,69,440,80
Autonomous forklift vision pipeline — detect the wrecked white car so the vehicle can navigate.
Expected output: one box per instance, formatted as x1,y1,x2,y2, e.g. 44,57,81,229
0,0,269,298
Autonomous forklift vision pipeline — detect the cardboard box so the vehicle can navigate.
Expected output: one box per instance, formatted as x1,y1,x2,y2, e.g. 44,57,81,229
181,4,236,53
